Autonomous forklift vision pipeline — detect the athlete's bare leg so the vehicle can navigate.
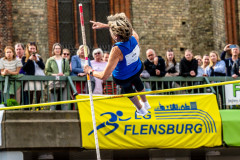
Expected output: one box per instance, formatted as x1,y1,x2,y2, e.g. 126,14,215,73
129,96,142,110
139,89,147,102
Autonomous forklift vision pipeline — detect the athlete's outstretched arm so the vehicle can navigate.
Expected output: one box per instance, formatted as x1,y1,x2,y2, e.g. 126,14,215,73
90,20,139,43
90,21,109,29
84,46,121,80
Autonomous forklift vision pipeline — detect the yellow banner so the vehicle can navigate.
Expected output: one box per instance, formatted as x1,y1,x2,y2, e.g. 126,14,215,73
77,94,222,149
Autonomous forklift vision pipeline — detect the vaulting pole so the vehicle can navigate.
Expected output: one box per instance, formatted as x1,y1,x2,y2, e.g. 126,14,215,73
79,3,101,160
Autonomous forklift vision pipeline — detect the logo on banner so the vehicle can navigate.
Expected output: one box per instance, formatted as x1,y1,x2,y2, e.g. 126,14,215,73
89,101,216,136
154,102,216,134
88,111,131,136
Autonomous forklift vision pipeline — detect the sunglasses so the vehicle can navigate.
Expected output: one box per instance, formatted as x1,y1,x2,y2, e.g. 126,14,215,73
29,42,36,45
63,53,70,56
94,52,101,55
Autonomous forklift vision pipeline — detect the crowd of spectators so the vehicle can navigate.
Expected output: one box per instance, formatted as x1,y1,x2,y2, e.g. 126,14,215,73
0,42,239,109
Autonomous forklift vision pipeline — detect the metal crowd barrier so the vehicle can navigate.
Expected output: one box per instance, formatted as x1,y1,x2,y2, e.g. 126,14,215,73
1,75,239,110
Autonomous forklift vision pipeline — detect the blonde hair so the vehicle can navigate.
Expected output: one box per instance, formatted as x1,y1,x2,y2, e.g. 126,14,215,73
77,45,90,56
194,55,202,59
25,42,39,62
63,48,70,54
107,13,132,42
209,51,221,67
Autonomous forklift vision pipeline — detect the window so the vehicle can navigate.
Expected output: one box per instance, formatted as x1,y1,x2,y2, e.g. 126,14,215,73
47,0,131,56
58,0,111,53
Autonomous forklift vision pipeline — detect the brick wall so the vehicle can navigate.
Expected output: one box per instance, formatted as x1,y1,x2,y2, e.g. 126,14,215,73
11,0,49,61
131,0,225,61
212,0,226,52
0,0,13,55
188,0,213,55
47,0,58,57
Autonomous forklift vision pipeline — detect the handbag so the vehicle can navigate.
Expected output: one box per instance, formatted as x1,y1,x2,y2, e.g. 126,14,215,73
49,80,66,91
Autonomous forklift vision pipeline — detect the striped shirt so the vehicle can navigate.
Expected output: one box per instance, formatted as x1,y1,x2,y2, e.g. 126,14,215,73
0,58,23,72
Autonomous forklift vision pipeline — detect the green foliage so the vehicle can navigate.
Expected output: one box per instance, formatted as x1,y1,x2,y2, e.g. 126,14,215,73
5,99,19,107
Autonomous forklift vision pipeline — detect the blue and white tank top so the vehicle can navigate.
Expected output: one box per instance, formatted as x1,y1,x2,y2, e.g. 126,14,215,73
112,36,142,80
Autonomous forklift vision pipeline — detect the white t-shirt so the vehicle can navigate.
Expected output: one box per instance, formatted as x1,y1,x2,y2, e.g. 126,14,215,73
34,55,45,76
80,59,85,69
55,59,63,73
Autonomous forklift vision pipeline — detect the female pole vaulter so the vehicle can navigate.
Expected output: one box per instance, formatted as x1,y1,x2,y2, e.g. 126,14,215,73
84,13,151,116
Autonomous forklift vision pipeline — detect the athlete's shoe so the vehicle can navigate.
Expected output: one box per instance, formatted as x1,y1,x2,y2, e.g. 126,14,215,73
140,100,151,110
136,107,148,116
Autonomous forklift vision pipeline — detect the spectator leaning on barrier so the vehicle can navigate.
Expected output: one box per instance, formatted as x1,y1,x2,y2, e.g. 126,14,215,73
70,45,91,76
221,44,240,78
144,49,166,90
22,42,45,105
91,48,107,94
179,49,198,93
144,49,166,77
0,46,23,104
45,43,70,110
206,51,226,77
179,49,198,77
165,49,179,77
70,45,93,93
165,49,180,89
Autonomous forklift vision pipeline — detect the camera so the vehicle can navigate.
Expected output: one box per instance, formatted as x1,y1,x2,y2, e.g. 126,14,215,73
230,45,237,49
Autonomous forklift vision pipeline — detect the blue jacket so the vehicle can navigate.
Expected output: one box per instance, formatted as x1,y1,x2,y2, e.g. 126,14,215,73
70,55,91,76
206,60,226,77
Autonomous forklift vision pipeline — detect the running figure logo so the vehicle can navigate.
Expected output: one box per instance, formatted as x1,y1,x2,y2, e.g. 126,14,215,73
88,111,131,136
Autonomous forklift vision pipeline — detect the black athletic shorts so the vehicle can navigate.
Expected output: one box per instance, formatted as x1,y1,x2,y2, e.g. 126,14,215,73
113,64,144,97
